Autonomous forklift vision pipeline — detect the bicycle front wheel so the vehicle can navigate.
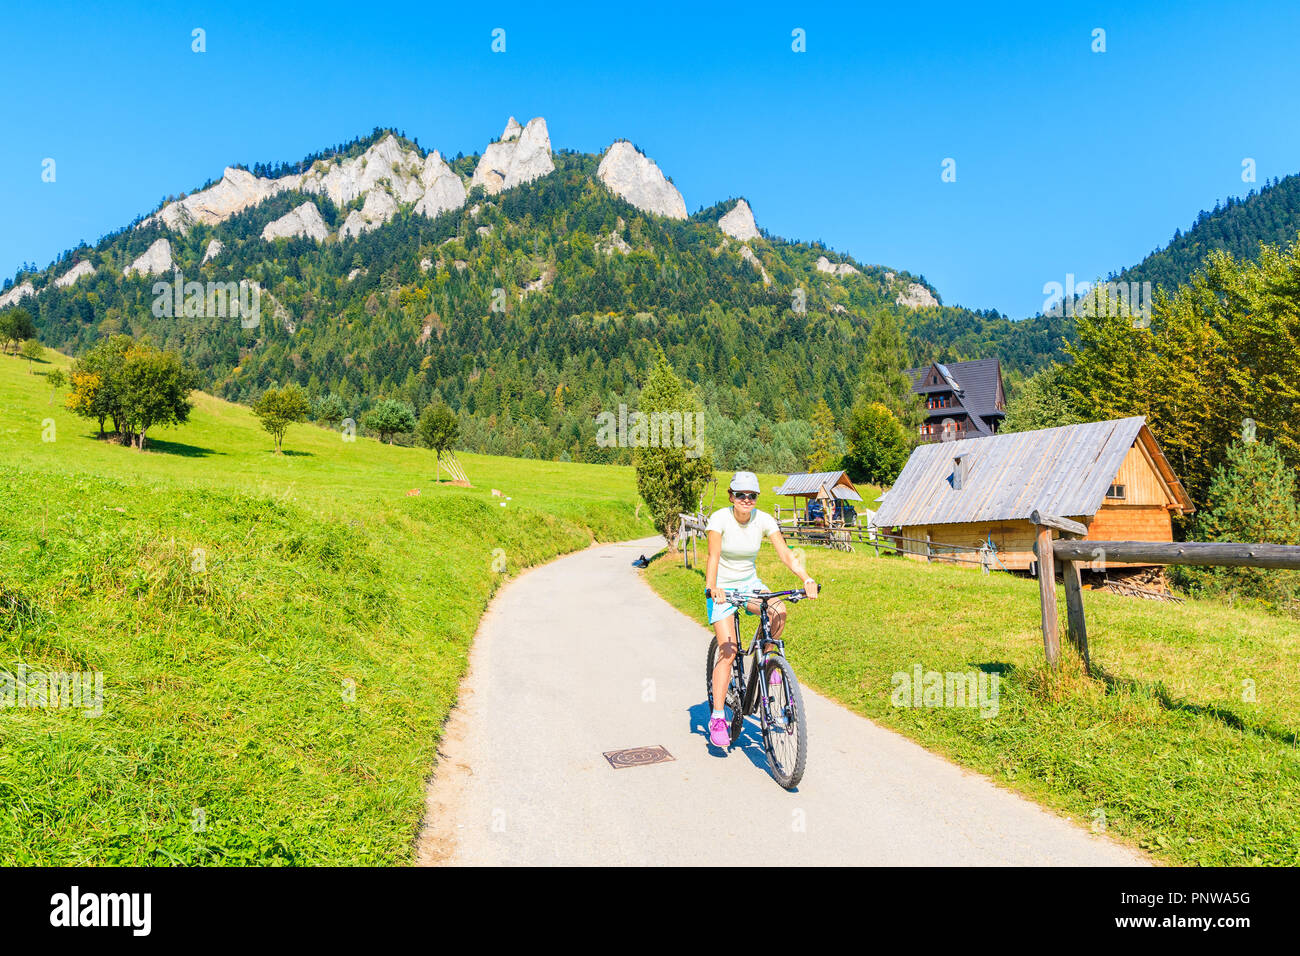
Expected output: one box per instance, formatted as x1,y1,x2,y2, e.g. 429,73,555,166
705,635,745,744
760,655,807,789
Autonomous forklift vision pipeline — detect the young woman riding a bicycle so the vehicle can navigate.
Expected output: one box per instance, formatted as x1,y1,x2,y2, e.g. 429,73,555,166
704,471,818,750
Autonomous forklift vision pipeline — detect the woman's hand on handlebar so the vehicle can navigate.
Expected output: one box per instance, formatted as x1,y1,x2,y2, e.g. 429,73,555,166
804,579,820,599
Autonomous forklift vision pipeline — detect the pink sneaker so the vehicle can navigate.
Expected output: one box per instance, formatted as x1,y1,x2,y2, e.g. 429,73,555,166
708,716,730,747
769,666,783,687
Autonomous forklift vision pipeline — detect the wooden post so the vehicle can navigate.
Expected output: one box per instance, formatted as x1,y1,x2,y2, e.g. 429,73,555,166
1034,524,1060,668
925,532,932,563
1061,558,1090,670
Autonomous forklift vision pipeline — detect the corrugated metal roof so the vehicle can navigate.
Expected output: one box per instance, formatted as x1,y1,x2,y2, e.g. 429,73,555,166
774,471,864,501
872,417,1149,528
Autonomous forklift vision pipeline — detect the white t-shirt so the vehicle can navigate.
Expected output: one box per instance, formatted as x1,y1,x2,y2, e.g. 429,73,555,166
706,507,779,587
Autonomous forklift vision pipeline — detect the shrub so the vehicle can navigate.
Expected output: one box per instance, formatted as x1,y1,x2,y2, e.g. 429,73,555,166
362,399,416,444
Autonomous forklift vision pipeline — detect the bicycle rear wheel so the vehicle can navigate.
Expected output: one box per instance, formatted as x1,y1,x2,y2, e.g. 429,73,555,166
760,655,807,789
705,635,745,744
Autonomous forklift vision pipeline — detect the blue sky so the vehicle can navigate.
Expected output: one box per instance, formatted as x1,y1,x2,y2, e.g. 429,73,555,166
2,1,1298,317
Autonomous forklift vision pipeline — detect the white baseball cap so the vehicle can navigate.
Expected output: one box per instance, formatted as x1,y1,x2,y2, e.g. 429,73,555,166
729,471,760,493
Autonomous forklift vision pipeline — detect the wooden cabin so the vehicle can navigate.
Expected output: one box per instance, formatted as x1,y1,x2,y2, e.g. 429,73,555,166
871,417,1194,570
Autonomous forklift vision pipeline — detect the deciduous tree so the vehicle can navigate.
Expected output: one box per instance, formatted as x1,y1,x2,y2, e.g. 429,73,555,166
253,384,312,454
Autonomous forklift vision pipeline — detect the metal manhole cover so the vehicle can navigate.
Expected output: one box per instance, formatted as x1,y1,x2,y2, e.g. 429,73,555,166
602,745,675,769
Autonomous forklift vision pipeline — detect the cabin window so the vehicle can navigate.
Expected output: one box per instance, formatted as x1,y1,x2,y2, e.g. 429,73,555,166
1106,483,1126,500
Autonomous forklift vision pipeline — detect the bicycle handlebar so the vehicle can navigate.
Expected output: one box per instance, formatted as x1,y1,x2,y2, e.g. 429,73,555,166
703,583,825,606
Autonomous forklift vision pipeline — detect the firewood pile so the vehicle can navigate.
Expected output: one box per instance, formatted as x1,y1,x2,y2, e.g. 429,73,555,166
1091,567,1184,602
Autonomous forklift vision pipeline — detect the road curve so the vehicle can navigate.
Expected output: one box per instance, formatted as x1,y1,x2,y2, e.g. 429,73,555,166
416,537,1149,866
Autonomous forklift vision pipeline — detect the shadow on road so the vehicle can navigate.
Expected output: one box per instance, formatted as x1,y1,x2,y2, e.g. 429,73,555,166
686,701,790,784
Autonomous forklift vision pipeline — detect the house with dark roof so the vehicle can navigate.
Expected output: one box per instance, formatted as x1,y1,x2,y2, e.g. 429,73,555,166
872,416,1194,570
905,358,1006,442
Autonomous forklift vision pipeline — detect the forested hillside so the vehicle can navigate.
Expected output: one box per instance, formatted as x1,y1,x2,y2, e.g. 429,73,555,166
1115,174,1300,293
4,129,1067,472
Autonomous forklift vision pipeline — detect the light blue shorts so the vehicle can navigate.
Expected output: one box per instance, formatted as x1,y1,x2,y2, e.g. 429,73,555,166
705,577,767,626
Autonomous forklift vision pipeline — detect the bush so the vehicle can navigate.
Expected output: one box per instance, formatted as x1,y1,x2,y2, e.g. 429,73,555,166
843,402,912,485
313,393,347,427
362,399,416,443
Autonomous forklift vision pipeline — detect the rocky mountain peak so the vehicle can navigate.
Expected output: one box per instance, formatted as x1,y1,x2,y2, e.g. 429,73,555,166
596,141,686,220
718,199,759,241
471,116,555,195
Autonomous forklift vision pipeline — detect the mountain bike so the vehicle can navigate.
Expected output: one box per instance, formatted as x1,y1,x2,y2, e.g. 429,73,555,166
704,586,819,789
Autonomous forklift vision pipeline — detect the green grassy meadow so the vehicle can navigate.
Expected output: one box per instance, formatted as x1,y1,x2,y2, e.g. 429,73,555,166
0,349,662,864
647,546,1300,865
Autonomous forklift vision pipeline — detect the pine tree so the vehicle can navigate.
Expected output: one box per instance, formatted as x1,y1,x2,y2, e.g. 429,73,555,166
851,312,922,429
1174,439,1300,612
806,398,838,471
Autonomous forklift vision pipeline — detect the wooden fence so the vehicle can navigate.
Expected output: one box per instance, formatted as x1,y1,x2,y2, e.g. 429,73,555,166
1030,509,1300,670
678,511,1010,573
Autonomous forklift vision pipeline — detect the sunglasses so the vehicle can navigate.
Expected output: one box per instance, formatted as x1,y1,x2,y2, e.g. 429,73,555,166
732,492,758,502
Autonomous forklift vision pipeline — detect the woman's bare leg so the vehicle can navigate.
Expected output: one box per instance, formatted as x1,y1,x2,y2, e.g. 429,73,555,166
711,616,738,714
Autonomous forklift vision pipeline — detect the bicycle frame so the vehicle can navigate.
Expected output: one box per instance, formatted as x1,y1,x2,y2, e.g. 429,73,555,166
716,589,804,729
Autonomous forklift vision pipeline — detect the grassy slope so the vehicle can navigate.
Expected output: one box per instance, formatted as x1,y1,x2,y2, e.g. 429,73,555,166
647,546,1300,866
0,349,798,864
0,350,663,865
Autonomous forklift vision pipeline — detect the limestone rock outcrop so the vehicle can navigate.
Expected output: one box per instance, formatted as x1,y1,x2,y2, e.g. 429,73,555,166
597,231,632,255
739,245,771,285
815,255,860,277
54,260,96,287
0,282,34,308
718,199,760,241
145,167,295,234
413,151,467,220
139,133,469,239
596,141,686,219
340,189,399,240
201,239,224,263
296,134,423,207
262,202,329,242
896,283,939,308
471,117,555,195
125,238,173,277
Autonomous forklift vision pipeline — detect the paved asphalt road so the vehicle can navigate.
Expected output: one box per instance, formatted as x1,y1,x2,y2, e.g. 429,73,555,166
416,537,1149,866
